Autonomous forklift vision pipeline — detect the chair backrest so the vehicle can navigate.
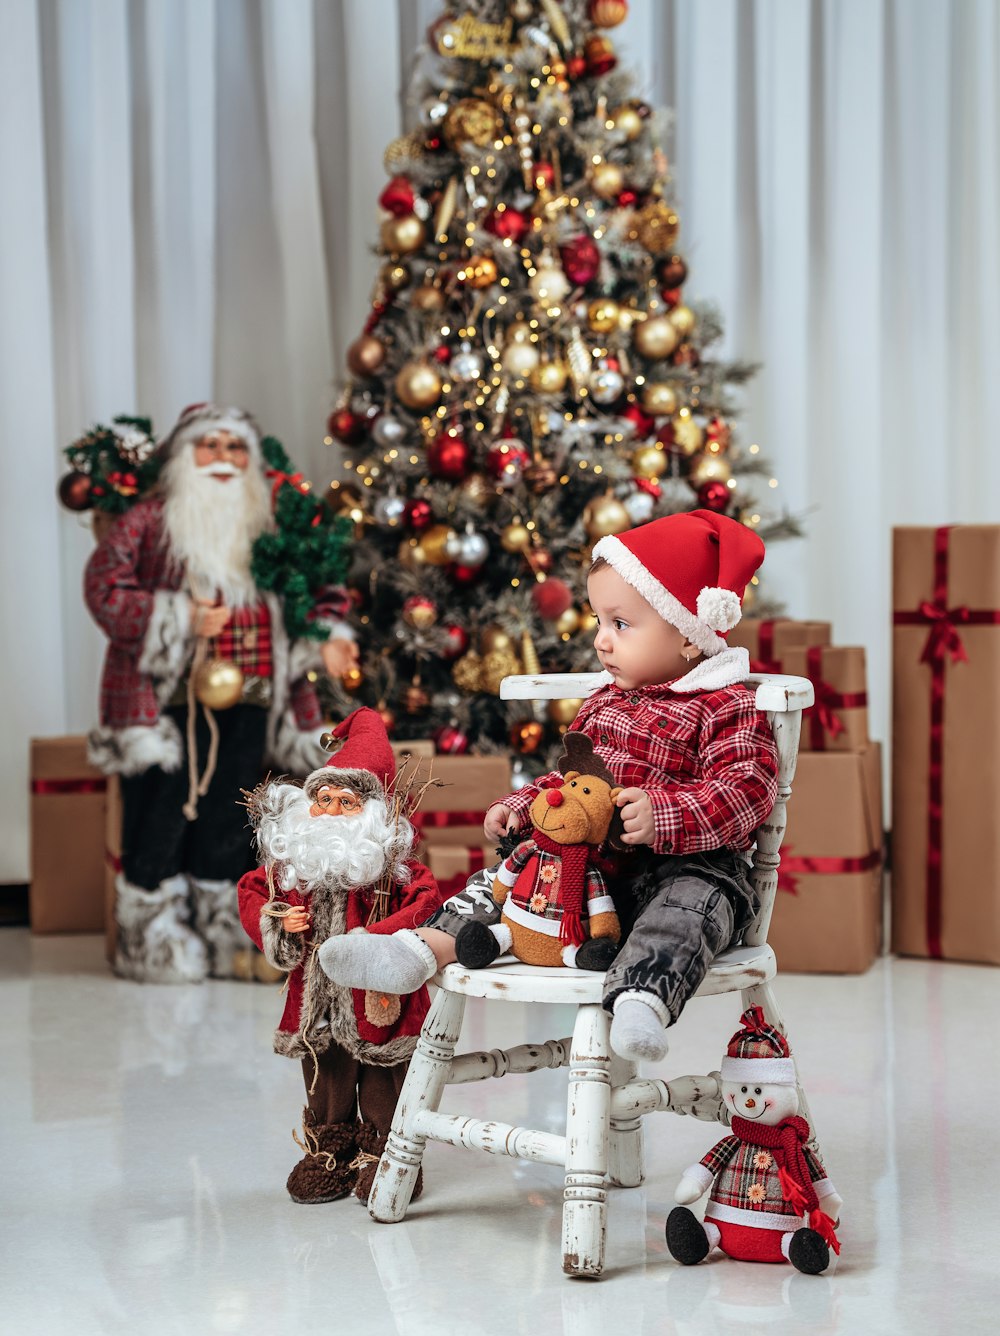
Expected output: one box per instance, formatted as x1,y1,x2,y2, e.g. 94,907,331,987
498,671,815,949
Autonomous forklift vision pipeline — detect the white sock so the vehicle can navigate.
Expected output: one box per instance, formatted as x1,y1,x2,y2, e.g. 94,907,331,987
610,994,669,1063
317,929,438,993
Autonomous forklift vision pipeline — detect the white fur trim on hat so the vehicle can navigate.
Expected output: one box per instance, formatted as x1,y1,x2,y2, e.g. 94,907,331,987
696,586,742,633
720,1056,797,1085
593,535,727,657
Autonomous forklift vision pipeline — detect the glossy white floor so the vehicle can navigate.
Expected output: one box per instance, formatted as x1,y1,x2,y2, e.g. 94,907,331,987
2,929,997,1336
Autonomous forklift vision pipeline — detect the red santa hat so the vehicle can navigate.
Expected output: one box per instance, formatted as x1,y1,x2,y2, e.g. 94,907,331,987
304,707,396,803
720,1006,796,1086
158,402,262,461
592,510,765,657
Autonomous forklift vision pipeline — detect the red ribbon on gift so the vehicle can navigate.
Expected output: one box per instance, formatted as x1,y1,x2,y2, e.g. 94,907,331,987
106,849,123,874
411,810,488,832
778,847,882,897
802,645,869,751
31,777,107,795
749,620,784,676
892,525,1000,957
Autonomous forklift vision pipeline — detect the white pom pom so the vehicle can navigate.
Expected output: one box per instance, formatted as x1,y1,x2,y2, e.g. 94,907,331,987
697,586,742,633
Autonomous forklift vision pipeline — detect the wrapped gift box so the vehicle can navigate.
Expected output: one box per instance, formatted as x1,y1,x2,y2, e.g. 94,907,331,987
30,737,108,934
779,645,870,752
768,743,884,973
729,618,832,670
398,753,512,854
892,525,1000,964
425,843,501,899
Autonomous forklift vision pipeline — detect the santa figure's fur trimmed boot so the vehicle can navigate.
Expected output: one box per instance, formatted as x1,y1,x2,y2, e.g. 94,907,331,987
190,876,245,979
114,873,208,984
286,1111,359,1204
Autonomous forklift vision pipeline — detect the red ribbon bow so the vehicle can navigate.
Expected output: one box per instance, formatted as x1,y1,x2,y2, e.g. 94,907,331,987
916,599,970,665
266,468,309,503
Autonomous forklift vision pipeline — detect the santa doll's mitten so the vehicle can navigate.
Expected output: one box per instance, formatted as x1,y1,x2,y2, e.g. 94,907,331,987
666,1207,711,1266
318,928,437,993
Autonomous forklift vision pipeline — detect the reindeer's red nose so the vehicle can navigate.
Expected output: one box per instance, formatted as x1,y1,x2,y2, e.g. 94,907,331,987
545,789,565,807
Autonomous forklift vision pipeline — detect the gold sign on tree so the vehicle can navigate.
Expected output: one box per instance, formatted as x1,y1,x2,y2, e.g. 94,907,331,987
435,13,514,59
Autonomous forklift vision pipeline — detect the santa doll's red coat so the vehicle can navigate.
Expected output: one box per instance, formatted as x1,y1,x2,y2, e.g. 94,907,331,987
238,859,447,1065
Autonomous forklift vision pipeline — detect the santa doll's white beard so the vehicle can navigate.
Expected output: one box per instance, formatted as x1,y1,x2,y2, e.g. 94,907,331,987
255,784,415,892
161,447,272,608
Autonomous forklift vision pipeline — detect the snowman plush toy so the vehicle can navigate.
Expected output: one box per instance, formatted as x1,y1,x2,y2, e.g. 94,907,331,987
666,1006,843,1275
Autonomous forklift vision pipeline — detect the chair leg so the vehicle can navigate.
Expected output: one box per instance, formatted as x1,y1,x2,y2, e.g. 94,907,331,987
608,1053,644,1188
742,980,816,1143
368,988,467,1223
562,1003,612,1278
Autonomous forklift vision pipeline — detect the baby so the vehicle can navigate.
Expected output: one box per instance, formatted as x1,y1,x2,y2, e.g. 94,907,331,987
321,510,779,1063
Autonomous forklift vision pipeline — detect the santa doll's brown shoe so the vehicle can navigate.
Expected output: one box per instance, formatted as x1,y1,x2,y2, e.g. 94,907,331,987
352,1123,423,1207
286,1112,358,1204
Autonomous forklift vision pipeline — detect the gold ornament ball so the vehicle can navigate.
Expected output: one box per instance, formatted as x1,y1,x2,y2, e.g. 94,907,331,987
443,98,502,150
630,200,681,255
402,683,429,714
418,523,457,566
452,652,483,693
556,607,581,636
480,624,515,655
511,719,545,755
591,161,625,200
395,360,442,409
502,334,540,376
631,444,668,480
669,304,696,336
462,255,498,289
403,598,438,631
500,521,532,553
342,666,365,694
587,297,621,334
459,472,491,506
547,697,584,727
532,359,569,394
411,283,445,312
380,214,426,256
380,261,411,292
583,492,631,539
591,0,629,27
194,658,244,711
634,313,680,360
673,410,704,456
480,649,521,695
688,453,733,488
641,382,679,417
398,537,428,571
610,105,643,140
346,334,387,377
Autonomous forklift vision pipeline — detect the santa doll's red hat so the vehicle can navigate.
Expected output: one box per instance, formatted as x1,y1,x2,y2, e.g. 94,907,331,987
592,509,765,657
305,707,396,801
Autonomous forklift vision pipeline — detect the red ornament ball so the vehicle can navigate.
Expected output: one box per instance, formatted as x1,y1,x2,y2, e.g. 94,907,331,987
449,563,482,586
486,439,530,481
673,343,700,368
532,161,556,190
559,234,601,286
432,344,452,364
698,480,731,513
404,497,433,531
584,34,618,76
617,189,638,209
566,53,587,80
441,623,470,660
58,471,94,512
530,546,554,574
433,724,469,755
661,287,682,309
531,578,574,621
427,432,471,480
658,255,688,288
484,206,530,243
378,175,416,217
327,408,366,446
622,402,655,439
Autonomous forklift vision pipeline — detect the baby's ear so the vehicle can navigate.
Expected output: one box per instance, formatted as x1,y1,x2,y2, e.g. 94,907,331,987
563,770,580,782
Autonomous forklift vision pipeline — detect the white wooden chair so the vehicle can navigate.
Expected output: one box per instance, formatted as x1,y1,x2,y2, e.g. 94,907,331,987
368,671,815,1279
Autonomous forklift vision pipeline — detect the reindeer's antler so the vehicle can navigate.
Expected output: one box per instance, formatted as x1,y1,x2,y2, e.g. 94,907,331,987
557,732,616,786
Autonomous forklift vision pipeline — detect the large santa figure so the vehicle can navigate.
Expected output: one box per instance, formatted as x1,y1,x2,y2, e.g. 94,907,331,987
85,402,358,984
238,708,447,1206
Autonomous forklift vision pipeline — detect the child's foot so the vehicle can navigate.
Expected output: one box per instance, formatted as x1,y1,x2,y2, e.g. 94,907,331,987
318,929,437,993
610,995,669,1062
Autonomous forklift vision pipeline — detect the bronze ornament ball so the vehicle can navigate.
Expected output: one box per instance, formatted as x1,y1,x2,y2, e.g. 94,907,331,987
395,360,442,409
346,334,387,377
443,98,502,150
58,471,93,511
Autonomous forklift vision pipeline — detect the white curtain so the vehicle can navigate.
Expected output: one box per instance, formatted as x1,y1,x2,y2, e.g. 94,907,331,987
1,0,997,881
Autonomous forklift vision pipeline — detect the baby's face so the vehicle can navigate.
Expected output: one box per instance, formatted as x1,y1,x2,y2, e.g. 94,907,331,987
588,565,698,690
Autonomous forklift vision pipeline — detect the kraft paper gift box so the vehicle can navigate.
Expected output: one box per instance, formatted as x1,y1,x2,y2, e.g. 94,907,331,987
30,736,108,934
729,618,832,670
426,843,501,899
768,743,884,973
892,525,1000,964
398,754,512,853
779,645,870,753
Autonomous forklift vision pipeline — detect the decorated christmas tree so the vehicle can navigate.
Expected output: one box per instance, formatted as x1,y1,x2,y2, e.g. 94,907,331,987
325,0,798,775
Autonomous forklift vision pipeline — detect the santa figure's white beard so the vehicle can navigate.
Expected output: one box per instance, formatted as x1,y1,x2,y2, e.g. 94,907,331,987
255,783,415,892
161,446,272,608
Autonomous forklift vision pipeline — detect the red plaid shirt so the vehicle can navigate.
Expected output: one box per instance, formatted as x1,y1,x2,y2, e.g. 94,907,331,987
503,679,778,858
213,602,273,677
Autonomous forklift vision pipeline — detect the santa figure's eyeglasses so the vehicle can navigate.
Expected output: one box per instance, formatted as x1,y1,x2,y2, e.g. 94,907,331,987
312,787,362,814
195,435,249,458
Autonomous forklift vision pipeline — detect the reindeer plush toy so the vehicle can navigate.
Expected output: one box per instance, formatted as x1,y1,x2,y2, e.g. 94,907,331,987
454,733,622,972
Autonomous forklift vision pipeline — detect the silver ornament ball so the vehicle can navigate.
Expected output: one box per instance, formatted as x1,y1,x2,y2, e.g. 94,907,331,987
589,367,625,405
372,415,407,449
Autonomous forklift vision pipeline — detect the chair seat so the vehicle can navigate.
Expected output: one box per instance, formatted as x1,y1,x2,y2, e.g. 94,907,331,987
434,943,776,1004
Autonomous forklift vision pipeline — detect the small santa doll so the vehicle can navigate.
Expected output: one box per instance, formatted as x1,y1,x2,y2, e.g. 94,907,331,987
238,708,447,1206
666,1006,843,1275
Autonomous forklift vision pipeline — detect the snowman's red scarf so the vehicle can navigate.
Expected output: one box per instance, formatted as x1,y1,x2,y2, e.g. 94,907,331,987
730,1114,841,1254
530,831,589,946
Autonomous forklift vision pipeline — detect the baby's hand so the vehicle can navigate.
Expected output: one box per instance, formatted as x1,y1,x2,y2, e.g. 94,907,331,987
484,804,520,840
282,906,311,934
616,788,655,846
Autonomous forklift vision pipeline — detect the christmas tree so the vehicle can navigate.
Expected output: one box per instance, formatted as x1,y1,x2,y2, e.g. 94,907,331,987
325,0,799,777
